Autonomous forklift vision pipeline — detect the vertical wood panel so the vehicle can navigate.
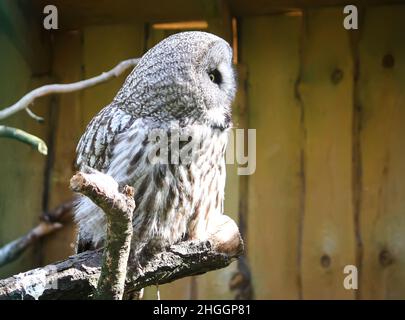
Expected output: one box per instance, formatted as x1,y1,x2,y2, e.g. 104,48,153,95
359,6,405,299
41,31,83,265
82,24,145,125
205,0,232,43
299,8,356,299
241,14,302,299
0,6,51,277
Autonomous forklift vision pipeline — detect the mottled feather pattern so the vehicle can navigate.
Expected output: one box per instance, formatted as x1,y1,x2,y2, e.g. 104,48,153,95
76,106,135,171
75,120,228,249
74,31,236,258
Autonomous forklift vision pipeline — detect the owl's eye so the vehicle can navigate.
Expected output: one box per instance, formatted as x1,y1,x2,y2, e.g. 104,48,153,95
208,69,222,86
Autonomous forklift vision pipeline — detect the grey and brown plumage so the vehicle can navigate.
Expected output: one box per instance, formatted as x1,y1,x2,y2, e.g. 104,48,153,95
74,31,236,262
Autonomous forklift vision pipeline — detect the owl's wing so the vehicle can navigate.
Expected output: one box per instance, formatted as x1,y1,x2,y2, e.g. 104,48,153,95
75,103,135,253
75,103,134,172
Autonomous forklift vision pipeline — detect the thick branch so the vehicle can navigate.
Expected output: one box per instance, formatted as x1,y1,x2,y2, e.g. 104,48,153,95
0,125,48,155
0,170,243,300
0,58,139,120
0,238,242,300
70,171,135,300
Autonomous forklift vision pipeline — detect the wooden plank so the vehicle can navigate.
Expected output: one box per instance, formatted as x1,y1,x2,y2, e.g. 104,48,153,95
82,24,145,125
0,23,51,277
241,14,302,299
358,6,405,299
31,0,405,30
0,0,50,73
206,0,232,43
40,31,83,265
32,0,218,30
299,8,356,299
229,0,405,17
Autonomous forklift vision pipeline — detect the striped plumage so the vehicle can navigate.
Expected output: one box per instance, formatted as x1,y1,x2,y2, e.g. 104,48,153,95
74,32,236,260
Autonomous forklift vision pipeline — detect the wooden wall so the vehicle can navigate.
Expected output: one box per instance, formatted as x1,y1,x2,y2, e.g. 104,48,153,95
242,13,303,299
1,1,405,300
357,6,405,299
241,5,405,299
0,0,51,278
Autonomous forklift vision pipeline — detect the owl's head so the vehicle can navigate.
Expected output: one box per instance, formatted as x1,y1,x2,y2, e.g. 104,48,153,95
115,31,236,130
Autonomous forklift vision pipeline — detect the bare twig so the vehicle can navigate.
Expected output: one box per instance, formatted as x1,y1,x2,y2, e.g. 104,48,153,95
0,125,47,155
0,58,140,120
25,107,44,123
0,222,62,268
70,170,135,300
0,201,73,268
41,201,74,223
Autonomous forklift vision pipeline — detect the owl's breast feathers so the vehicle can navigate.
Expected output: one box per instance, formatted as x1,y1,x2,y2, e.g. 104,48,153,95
74,105,228,250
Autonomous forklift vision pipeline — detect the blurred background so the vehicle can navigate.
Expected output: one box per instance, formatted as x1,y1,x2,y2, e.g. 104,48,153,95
0,0,405,299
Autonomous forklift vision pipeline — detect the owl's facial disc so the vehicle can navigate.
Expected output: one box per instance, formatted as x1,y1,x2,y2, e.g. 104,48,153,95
199,40,236,131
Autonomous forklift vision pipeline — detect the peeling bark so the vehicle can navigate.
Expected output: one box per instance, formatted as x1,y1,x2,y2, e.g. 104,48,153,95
0,170,243,300
0,238,242,300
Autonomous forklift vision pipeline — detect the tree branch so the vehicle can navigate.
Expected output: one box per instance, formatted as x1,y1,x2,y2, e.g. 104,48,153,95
0,125,48,155
0,201,73,268
0,222,62,268
0,237,242,300
0,170,243,300
0,58,140,120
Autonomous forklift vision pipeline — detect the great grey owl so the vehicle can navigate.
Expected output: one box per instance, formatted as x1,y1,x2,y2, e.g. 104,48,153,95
74,31,236,262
